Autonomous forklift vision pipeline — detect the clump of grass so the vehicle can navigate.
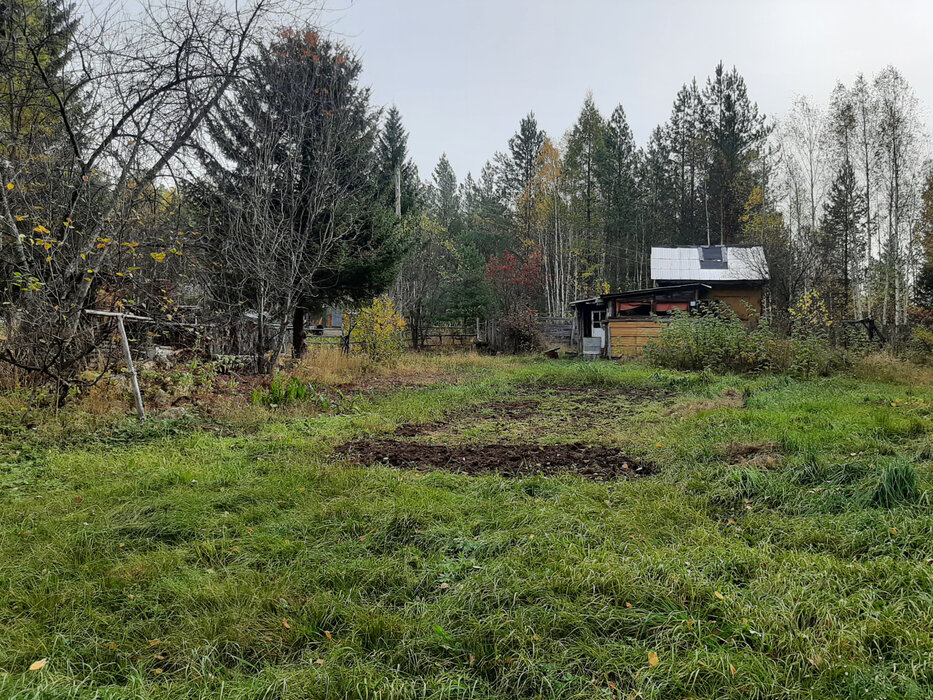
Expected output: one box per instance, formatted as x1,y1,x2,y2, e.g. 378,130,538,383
251,374,321,407
866,459,919,508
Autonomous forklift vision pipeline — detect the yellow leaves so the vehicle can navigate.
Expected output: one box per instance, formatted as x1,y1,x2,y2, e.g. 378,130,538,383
648,651,660,667
150,252,167,263
714,591,725,600
6,183,14,190
16,215,25,221
28,658,47,672
33,225,50,234
324,630,332,640
152,668,163,675
282,618,291,630
890,527,898,535
730,663,737,676
149,639,160,647
314,658,325,666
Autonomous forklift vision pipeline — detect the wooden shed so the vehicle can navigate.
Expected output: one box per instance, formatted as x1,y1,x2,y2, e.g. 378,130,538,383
572,245,769,358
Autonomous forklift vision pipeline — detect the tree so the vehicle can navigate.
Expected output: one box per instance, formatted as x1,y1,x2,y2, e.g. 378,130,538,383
430,153,460,233
666,81,709,244
818,159,867,318
0,0,288,396
497,112,545,239
702,62,768,244
377,105,419,217
391,214,452,348
599,103,639,287
196,29,400,371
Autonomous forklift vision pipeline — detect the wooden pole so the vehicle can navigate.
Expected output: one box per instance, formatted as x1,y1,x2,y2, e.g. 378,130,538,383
116,315,146,421
85,310,149,421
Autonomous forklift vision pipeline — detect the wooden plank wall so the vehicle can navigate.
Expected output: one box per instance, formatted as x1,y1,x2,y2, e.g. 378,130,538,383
607,320,661,357
706,288,762,321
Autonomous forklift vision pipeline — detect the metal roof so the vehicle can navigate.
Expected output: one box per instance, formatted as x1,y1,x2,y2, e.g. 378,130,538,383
651,245,769,283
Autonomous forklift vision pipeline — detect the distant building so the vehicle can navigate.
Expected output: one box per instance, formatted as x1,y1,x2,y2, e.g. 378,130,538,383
572,245,769,358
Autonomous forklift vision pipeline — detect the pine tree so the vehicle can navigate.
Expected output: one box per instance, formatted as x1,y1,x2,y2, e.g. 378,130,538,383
599,103,638,287
667,80,708,244
497,112,545,239
702,62,768,244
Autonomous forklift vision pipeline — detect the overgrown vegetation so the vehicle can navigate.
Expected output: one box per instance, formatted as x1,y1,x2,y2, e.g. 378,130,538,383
644,299,852,376
1,353,931,698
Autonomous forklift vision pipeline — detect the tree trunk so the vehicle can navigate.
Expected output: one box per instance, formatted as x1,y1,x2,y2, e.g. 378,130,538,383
292,306,307,359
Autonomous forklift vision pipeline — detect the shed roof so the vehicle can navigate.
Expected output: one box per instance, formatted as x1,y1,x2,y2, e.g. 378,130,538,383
651,245,769,283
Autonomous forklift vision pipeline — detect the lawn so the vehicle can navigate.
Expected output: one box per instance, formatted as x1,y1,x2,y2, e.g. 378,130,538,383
1,354,932,699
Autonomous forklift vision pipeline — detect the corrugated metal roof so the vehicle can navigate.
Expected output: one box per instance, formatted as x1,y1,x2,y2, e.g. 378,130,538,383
650,246,769,282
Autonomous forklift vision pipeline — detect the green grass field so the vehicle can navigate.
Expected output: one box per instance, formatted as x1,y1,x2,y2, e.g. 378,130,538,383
1,355,932,699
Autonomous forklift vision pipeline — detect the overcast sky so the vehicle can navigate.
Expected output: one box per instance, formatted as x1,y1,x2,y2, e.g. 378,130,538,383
330,0,932,182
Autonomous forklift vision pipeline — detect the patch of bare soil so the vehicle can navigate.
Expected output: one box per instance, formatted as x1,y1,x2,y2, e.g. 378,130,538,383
540,386,672,402
337,440,653,480
393,399,541,437
727,442,781,467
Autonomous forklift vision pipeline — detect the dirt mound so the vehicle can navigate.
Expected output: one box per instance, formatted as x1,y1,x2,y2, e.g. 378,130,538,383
337,440,652,480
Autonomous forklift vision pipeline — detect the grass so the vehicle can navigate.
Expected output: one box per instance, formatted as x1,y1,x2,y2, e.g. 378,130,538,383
1,353,932,698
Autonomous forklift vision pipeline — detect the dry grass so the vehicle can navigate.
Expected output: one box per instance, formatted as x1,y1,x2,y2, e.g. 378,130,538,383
852,351,933,386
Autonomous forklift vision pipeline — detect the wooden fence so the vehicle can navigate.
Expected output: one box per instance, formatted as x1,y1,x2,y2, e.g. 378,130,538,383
482,316,573,352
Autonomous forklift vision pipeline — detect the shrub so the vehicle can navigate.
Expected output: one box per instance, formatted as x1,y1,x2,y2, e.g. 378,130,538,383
643,303,773,373
498,307,544,354
907,325,933,365
645,296,846,376
348,296,406,363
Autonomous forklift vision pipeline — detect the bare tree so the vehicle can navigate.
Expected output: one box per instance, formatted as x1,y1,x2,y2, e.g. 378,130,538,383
1,0,301,396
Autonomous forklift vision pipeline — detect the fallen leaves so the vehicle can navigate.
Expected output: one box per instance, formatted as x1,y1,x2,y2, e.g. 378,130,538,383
282,618,291,630
648,651,660,667
28,658,47,672
714,591,725,600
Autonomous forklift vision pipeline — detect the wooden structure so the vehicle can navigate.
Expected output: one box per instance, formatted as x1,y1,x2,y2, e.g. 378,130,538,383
571,245,769,359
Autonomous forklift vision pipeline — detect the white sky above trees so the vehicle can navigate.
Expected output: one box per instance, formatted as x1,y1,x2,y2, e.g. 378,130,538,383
332,0,932,181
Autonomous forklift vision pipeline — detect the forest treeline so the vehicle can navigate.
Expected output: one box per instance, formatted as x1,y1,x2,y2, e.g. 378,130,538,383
2,0,932,395
399,65,933,342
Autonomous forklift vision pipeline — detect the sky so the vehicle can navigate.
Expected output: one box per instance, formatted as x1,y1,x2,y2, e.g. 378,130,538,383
329,0,933,182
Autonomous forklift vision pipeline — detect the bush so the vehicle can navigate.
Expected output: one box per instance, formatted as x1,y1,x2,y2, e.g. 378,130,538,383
498,308,544,354
643,303,773,373
348,296,406,363
645,297,846,376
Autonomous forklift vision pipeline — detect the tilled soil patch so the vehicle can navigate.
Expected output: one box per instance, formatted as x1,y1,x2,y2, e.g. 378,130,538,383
393,399,540,437
337,440,652,480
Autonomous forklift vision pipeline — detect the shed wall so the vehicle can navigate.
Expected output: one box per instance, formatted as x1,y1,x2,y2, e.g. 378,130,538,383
607,320,662,357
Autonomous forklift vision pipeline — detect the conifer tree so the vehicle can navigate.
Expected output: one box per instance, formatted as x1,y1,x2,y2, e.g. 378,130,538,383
497,112,545,239
819,159,867,317
377,105,419,217
431,153,460,233
702,62,768,244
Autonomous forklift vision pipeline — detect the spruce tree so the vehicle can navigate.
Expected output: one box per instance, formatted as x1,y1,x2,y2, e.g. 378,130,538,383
197,29,402,366
819,158,867,317
377,105,419,217
431,153,460,233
